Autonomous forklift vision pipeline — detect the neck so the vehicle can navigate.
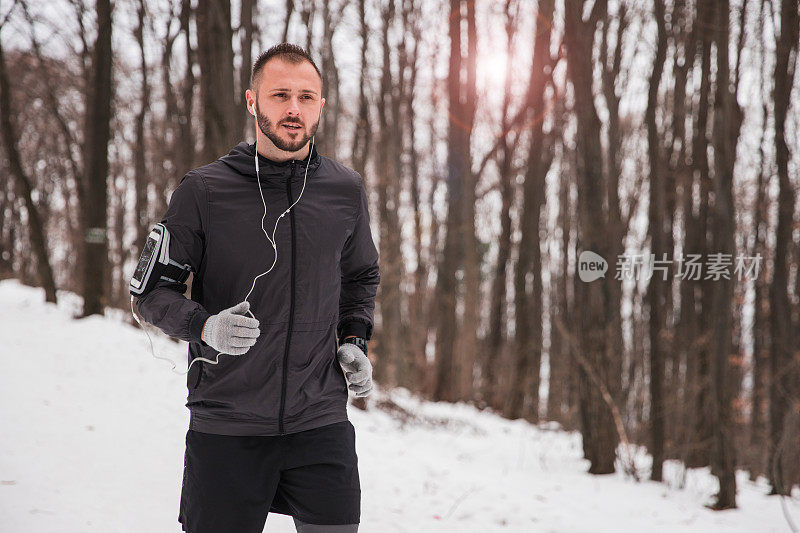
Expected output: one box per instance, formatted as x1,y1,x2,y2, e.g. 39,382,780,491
255,136,311,163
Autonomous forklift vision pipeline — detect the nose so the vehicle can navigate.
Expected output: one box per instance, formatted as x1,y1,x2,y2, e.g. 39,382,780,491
286,96,301,117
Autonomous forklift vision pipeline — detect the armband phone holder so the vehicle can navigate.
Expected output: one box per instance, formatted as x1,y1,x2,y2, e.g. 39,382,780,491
129,223,192,296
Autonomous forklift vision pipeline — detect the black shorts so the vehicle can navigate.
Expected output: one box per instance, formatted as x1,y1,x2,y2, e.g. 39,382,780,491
178,420,361,533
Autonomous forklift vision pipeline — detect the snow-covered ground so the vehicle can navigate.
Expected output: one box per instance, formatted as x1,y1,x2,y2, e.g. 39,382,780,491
0,279,795,532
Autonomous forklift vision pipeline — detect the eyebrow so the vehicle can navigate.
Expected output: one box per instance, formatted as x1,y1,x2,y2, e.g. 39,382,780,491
268,88,319,96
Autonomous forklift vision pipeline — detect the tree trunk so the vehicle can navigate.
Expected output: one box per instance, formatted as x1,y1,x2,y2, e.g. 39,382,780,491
196,0,237,163
664,0,694,461
134,0,150,249
505,0,554,421
0,182,12,278
455,0,480,403
422,39,444,398
177,0,196,180
708,0,741,509
403,0,429,395
80,0,114,317
434,0,474,402
547,145,571,424
749,0,770,478
599,3,626,425
346,0,371,413
684,0,715,468
0,36,57,303
282,0,294,43
350,0,371,177
645,0,668,482
768,0,799,497
374,0,405,388
484,0,517,411
564,0,618,474
318,0,341,160
237,0,254,140
300,1,315,54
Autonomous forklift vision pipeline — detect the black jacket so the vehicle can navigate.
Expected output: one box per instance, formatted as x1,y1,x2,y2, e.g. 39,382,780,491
136,141,380,436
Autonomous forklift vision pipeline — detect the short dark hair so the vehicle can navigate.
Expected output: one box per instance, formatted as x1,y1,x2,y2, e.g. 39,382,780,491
251,43,323,93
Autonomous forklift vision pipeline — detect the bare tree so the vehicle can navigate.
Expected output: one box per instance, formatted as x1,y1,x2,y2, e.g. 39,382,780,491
0,179,13,278
282,0,294,43
350,0,371,176
484,0,518,411
196,0,237,163
177,0,196,179
299,0,315,53
374,0,406,387
547,97,573,425
505,0,555,421
707,0,742,509
0,15,57,303
599,1,627,428
645,0,668,482
433,0,478,402
133,0,150,251
402,0,431,394
80,0,114,316
768,0,799,497
564,0,619,474
749,0,771,479
684,0,715,469
317,0,342,159
455,0,480,402
236,0,255,139
663,0,694,462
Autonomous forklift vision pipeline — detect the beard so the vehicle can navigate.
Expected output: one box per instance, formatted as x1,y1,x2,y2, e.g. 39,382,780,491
255,103,319,153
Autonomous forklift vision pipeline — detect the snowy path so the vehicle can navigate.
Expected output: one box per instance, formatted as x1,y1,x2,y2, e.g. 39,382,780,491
0,280,794,532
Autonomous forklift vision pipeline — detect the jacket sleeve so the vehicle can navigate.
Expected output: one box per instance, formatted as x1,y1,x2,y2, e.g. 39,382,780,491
135,171,212,344
337,175,380,341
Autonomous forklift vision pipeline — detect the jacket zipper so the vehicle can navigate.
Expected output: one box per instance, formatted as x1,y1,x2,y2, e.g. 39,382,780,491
278,162,297,434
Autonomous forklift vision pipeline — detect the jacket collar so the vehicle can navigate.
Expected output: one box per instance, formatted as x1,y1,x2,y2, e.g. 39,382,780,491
219,141,322,181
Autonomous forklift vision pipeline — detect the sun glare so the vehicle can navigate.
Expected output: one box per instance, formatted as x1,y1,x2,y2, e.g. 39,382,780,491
477,47,513,90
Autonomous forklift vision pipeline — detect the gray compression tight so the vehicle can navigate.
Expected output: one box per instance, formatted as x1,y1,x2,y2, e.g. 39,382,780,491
292,517,359,532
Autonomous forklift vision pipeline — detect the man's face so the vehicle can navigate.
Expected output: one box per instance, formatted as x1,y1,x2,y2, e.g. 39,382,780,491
248,58,325,153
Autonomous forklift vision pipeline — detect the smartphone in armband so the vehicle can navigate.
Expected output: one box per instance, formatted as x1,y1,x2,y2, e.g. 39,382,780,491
129,223,192,297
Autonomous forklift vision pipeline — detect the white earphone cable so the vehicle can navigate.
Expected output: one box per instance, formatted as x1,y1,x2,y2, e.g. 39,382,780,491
132,105,316,376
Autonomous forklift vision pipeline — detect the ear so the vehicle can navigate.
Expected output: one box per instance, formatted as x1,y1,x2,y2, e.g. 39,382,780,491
319,97,326,119
245,89,256,116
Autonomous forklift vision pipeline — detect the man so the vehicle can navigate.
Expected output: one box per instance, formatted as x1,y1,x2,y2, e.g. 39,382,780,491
135,43,380,533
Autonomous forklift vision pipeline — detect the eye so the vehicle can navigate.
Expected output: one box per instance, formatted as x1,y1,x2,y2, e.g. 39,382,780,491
273,92,286,98
301,95,313,100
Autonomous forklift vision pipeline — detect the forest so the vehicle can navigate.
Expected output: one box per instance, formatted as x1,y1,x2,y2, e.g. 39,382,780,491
1,0,799,512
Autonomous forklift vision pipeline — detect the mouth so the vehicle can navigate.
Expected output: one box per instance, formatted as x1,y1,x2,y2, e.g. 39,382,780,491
282,123,303,132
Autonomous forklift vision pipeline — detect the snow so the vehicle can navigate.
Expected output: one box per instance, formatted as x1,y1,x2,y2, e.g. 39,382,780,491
0,279,795,532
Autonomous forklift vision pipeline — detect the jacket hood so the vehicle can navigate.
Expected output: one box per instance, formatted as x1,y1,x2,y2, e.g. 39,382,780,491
219,141,322,181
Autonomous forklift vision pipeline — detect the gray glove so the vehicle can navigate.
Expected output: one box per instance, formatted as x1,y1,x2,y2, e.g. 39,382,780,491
337,343,373,397
201,301,260,355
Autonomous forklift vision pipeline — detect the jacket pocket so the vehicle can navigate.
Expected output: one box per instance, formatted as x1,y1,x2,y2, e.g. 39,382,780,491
193,360,204,389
